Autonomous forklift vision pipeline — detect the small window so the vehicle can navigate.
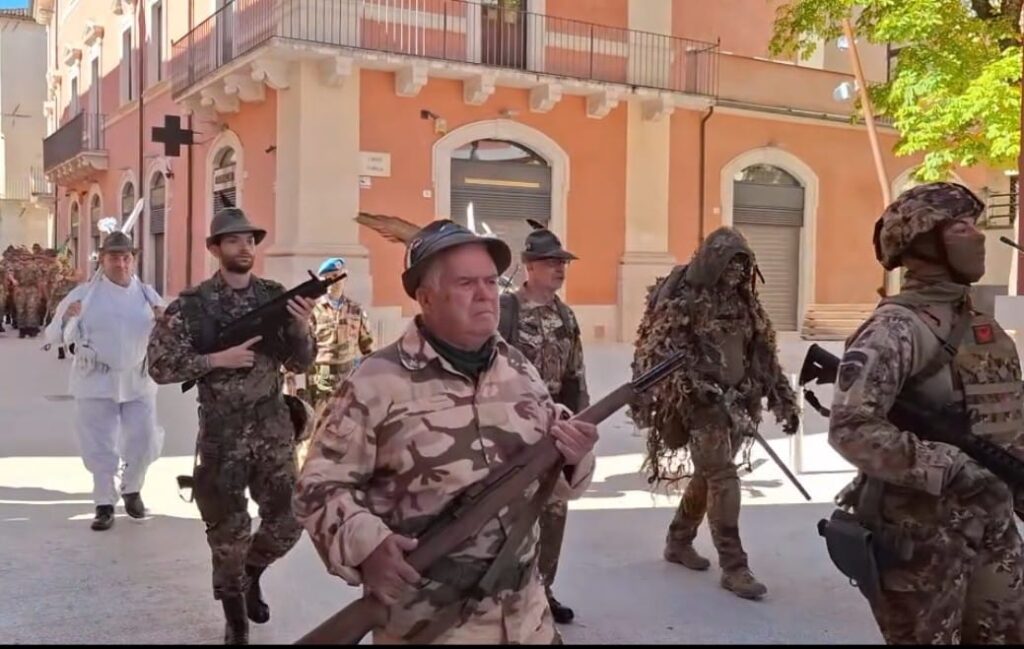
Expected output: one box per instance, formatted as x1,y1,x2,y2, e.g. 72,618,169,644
213,147,238,210
90,58,100,116
69,202,80,268
149,173,167,294
734,164,801,186
149,1,164,85
121,28,134,103
90,193,102,256
69,75,80,115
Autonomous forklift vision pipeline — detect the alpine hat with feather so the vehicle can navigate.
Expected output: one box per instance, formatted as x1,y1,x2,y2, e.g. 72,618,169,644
401,219,511,298
207,207,267,247
522,218,577,261
97,231,137,254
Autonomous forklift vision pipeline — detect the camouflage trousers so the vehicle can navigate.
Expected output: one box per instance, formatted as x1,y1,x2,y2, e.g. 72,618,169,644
869,504,1024,643
538,498,568,596
308,362,354,411
14,287,41,329
193,407,303,600
665,423,748,571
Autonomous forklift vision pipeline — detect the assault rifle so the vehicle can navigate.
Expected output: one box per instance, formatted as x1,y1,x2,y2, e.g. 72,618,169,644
800,343,1024,602
294,347,690,645
181,270,345,392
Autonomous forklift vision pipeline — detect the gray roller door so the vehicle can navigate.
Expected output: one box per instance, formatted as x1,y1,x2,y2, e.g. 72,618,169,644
450,158,551,276
733,182,804,331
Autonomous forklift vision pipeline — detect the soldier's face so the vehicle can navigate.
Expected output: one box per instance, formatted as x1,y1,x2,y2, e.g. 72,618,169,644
720,255,751,290
212,234,256,273
526,258,568,291
324,271,347,297
419,245,500,346
101,252,134,286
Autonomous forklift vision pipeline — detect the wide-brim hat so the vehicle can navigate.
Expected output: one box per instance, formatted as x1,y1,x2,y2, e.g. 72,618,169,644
207,207,267,247
401,220,511,298
522,229,578,261
98,231,137,254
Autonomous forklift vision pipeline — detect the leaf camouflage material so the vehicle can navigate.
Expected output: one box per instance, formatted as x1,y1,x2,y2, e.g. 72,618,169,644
294,347,690,645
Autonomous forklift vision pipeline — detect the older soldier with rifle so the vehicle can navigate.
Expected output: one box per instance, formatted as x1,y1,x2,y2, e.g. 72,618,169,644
497,220,588,624
820,182,1024,644
293,219,598,644
147,207,317,645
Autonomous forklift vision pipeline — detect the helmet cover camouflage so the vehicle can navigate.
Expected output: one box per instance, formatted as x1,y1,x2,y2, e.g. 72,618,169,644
873,182,985,270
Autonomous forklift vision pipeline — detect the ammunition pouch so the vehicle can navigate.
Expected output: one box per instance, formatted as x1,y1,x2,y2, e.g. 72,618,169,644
192,454,230,525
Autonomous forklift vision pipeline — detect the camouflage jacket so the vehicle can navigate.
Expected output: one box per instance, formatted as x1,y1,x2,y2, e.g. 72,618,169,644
830,278,1022,542
147,272,316,415
311,295,374,366
501,287,590,412
294,319,595,643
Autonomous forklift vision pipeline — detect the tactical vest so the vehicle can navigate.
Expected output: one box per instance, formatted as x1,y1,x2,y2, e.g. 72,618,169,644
178,276,276,365
498,291,578,345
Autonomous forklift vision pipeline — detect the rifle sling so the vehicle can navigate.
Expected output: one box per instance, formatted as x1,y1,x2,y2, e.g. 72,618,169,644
406,463,562,644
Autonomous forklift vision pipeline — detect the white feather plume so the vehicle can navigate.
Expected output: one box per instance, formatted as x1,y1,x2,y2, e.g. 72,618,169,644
120,198,145,235
98,217,119,234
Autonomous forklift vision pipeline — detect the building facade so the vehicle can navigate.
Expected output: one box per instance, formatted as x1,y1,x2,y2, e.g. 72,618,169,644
0,8,52,250
34,0,1015,342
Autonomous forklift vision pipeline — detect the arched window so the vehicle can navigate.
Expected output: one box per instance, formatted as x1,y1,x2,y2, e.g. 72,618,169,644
69,201,80,269
733,164,801,186
121,181,136,223
213,147,237,211
90,193,102,258
149,173,166,295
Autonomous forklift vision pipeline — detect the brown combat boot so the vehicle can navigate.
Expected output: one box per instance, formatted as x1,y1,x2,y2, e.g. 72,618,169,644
663,544,711,571
222,596,249,645
720,567,767,600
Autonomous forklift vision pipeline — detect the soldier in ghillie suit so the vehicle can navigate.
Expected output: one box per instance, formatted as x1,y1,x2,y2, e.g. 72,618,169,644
147,208,317,644
828,182,1024,644
630,226,800,600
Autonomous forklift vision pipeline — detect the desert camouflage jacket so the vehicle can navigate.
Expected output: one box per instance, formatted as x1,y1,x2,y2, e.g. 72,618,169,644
294,319,595,643
311,295,374,366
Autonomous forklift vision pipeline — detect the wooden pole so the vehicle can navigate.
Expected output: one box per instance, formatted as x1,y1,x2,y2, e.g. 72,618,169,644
842,18,894,295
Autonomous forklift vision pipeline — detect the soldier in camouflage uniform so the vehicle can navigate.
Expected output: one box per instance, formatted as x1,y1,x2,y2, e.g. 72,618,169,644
11,247,46,337
306,257,374,409
630,227,800,600
497,224,588,624
828,182,1024,644
47,257,82,359
147,208,317,645
294,219,598,644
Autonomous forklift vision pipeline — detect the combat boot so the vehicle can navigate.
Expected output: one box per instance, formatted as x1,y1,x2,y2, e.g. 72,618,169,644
221,596,249,645
90,505,114,531
547,593,574,624
663,544,711,571
244,564,270,624
720,567,767,600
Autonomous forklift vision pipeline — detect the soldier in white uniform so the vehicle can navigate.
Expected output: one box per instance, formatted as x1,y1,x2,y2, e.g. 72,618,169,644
46,232,165,531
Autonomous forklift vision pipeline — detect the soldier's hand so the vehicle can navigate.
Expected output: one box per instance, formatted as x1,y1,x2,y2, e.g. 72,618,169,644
287,296,316,330
208,336,262,369
551,420,598,466
360,534,421,606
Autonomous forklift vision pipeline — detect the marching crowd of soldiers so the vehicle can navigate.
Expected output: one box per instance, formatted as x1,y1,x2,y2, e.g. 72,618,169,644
12,180,1024,645
0,242,81,345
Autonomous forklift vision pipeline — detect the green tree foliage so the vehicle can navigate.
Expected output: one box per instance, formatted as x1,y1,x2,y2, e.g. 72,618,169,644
770,0,1022,180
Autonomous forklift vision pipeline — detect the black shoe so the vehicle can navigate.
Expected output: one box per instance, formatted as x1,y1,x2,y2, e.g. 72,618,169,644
548,594,574,624
91,505,114,531
245,564,270,624
222,596,249,645
123,492,145,519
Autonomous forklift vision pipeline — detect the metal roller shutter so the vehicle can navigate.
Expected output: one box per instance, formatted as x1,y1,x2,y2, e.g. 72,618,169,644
733,181,804,331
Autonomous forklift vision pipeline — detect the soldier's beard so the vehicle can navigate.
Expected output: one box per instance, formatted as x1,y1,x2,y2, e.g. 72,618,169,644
222,255,253,273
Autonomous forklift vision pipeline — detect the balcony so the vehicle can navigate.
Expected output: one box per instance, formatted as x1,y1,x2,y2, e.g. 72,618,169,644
43,112,108,186
2,168,55,202
171,0,718,116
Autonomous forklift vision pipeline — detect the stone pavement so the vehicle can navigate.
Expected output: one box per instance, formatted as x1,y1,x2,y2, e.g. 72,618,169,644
0,332,880,644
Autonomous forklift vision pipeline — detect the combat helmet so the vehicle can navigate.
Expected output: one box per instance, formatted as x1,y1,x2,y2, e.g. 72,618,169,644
207,207,267,247
872,182,985,270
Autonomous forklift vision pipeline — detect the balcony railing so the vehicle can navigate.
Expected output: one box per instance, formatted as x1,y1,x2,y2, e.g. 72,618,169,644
2,168,54,201
982,191,1017,228
172,0,719,98
43,111,106,173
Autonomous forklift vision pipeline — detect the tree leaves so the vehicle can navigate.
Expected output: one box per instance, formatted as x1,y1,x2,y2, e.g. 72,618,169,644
771,0,1022,181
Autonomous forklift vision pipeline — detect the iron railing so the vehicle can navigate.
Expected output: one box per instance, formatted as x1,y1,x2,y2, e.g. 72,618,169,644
982,190,1017,228
42,111,106,173
172,0,719,98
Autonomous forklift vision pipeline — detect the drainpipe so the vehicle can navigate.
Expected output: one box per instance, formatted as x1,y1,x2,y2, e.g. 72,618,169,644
697,105,715,244
186,0,194,286
138,2,145,251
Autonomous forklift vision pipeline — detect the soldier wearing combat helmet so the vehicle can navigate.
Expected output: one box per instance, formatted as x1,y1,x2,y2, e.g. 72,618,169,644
828,182,1024,643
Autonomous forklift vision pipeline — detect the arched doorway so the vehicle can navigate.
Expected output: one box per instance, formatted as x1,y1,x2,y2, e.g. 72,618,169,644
149,173,166,295
449,139,552,283
732,163,806,331
89,193,102,261
213,147,238,211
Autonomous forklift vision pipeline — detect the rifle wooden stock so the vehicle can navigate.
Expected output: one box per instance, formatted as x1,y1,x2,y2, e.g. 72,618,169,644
294,353,683,645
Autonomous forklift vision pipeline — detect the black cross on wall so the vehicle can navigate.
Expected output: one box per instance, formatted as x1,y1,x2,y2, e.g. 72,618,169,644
152,115,194,157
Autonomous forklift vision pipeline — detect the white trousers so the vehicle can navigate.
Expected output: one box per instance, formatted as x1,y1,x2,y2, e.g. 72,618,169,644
74,397,164,507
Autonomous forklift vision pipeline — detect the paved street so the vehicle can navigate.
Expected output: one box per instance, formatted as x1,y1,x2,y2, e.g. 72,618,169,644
0,332,881,644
